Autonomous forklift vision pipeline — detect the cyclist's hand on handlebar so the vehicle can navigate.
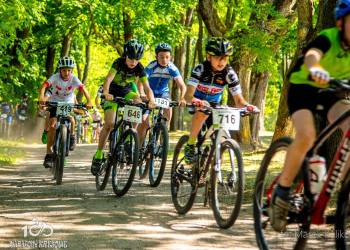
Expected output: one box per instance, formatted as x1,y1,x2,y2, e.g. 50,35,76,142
103,93,114,101
192,98,210,107
148,99,156,109
245,104,259,113
86,101,93,109
179,98,186,107
309,66,330,85
140,94,148,102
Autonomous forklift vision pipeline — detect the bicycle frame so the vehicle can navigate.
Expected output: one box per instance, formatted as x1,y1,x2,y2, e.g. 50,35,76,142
307,109,350,224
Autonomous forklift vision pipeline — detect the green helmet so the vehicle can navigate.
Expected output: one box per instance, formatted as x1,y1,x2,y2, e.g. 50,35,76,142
205,37,233,56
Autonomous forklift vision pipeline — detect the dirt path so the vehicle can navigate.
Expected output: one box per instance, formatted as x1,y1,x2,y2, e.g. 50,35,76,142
0,143,258,250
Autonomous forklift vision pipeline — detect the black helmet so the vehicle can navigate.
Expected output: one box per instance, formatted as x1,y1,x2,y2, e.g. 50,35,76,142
205,37,233,56
58,56,76,68
155,42,172,54
124,39,144,60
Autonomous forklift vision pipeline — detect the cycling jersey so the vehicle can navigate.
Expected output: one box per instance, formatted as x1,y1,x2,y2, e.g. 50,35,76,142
108,57,147,97
145,60,181,96
188,60,241,103
289,27,350,88
1,102,11,114
44,73,83,103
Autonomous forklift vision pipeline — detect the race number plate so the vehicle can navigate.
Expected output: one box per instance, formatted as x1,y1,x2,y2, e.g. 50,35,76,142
56,103,73,116
123,105,142,123
155,98,170,109
212,109,240,130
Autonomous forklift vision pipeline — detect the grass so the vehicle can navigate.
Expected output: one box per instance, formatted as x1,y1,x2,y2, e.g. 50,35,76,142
0,139,25,166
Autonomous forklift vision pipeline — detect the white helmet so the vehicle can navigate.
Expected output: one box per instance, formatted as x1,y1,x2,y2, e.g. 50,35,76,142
58,56,76,69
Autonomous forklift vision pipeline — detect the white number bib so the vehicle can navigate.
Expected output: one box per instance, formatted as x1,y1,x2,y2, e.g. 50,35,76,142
155,98,170,109
123,105,142,123
212,109,240,130
56,103,73,116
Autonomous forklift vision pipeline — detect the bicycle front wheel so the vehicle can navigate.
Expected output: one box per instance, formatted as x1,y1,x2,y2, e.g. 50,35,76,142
253,137,309,250
111,128,139,197
170,135,197,215
149,122,168,187
335,172,350,249
210,138,243,229
95,158,111,191
55,125,67,185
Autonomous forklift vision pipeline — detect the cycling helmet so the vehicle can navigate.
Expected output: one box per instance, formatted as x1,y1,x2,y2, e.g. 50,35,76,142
205,37,233,56
335,0,350,20
124,39,144,60
155,42,172,54
58,56,76,69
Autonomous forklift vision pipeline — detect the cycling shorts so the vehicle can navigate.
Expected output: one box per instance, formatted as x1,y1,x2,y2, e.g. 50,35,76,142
287,83,342,116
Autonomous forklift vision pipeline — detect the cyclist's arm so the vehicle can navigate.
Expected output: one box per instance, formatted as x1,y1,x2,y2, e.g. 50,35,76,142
80,85,92,107
184,85,196,104
304,49,324,69
139,77,155,103
137,80,146,98
39,82,49,101
174,76,187,101
232,94,249,108
103,69,116,95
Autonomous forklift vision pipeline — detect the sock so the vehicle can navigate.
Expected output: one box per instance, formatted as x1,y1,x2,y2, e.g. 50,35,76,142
273,184,290,202
188,137,196,145
94,149,103,160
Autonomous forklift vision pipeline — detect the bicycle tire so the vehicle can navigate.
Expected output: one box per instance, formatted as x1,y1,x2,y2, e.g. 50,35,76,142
335,171,350,250
253,136,309,250
111,128,139,197
138,129,151,180
149,122,168,187
170,135,197,215
95,158,112,191
210,138,243,229
55,125,67,185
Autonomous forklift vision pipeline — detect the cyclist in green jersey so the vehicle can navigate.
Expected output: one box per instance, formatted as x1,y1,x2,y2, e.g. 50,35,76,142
91,39,156,175
269,0,350,232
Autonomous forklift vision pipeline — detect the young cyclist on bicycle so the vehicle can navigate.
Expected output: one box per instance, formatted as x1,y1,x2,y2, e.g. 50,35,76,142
137,42,187,144
183,37,257,164
39,56,92,168
269,0,350,232
90,39,156,176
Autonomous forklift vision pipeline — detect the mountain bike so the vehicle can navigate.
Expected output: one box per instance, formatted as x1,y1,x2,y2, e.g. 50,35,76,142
75,111,87,144
42,102,88,185
171,104,258,229
253,79,350,249
95,96,145,197
138,98,178,187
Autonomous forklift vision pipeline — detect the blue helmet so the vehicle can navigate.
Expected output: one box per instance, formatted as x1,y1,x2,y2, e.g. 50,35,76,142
155,42,172,54
335,0,350,20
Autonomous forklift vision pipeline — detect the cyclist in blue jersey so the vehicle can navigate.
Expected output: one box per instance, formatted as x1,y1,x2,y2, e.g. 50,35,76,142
183,37,257,164
137,42,186,144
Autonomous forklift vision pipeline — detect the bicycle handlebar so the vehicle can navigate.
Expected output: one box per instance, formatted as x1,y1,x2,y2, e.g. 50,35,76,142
186,104,260,116
318,79,350,94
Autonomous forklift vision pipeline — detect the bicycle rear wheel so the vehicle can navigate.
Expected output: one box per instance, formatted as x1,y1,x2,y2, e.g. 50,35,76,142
55,125,67,185
210,138,243,229
111,128,139,197
335,172,350,249
253,137,309,250
170,135,197,214
149,122,168,187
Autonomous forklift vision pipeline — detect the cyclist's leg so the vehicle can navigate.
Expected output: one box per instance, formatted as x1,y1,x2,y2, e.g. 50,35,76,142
137,113,150,145
97,104,116,152
184,111,209,163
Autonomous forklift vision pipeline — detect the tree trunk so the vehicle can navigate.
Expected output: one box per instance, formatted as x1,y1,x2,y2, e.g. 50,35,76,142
272,0,314,141
123,5,133,42
61,30,73,57
45,45,55,78
197,9,204,63
198,0,226,36
250,72,269,147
